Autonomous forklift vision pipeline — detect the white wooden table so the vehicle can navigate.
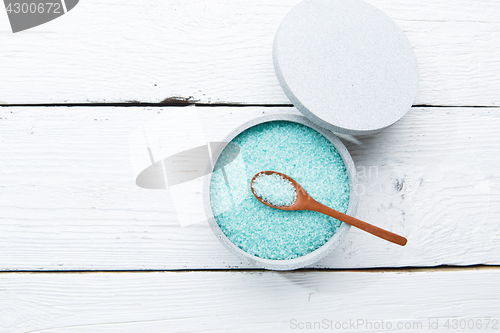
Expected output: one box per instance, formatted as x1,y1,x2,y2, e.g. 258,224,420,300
1,1,499,332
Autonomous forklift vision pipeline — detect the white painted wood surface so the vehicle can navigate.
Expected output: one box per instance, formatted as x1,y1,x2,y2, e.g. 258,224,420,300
2,0,499,331
0,268,499,332
0,0,499,106
1,106,499,270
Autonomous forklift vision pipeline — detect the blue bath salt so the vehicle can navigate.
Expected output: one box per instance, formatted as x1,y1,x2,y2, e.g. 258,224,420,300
210,121,349,260
252,173,297,207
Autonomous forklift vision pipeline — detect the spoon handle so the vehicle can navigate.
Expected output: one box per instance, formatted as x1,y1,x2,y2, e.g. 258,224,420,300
309,201,407,246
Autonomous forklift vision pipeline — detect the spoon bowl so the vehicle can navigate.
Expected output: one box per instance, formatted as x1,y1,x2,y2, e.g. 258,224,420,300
251,171,407,246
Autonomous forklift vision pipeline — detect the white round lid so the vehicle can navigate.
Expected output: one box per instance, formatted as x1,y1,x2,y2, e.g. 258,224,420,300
273,0,419,135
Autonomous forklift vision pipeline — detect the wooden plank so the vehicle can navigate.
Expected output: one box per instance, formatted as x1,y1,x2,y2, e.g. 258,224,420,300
0,0,499,106
0,106,499,270
0,269,499,332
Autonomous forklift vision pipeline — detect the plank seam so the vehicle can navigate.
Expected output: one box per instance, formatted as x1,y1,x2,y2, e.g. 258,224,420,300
0,104,499,108
0,264,498,274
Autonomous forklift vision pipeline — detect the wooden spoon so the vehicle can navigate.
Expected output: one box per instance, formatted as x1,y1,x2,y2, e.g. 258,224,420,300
250,171,407,246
